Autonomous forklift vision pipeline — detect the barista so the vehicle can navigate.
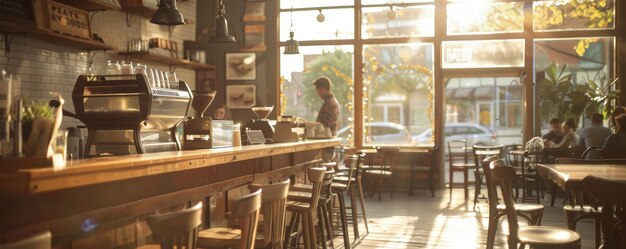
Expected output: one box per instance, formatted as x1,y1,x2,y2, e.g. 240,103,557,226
312,76,340,162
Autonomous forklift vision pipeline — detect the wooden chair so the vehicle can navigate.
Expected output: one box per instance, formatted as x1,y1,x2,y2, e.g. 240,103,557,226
138,202,203,249
503,144,525,200
284,167,326,249
249,179,290,249
491,165,581,249
198,189,262,249
520,151,545,204
472,144,504,209
0,231,50,249
331,154,360,249
408,146,439,197
582,175,626,249
361,147,400,201
335,149,370,242
448,140,473,200
483,157,544,249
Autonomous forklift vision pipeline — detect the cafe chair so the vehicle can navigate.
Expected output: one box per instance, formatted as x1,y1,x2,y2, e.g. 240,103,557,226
284,167,326,249
0,231,50,249
248,179,290,249
408,146,440,197
448,140,473,201
197,190,262,249
520,151,545,204
138,202,203,249
361,147,400,201
335,149,370,241
472,144,504,210
491,165,581,249
582,175,626,249
482,157,544,249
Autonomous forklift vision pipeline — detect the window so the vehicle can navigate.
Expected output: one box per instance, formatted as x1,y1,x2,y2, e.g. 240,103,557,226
447,1,523,35
533,0,615,31
442,40,525,68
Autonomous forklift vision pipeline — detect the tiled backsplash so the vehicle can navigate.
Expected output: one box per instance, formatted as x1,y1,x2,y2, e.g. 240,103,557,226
0,0,198,127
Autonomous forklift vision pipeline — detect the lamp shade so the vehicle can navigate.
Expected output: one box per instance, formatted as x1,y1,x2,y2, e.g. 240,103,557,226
283,31,300,54
209,0,237,43
150,0,185,25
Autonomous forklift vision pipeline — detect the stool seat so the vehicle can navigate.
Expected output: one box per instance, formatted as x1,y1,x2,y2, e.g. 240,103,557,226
198,227,241,247
451,163,474,168
517,226,581,245
563,205,602,214
334,176,355,182
287,200,312,212
363,170,392,176
497,203,544,212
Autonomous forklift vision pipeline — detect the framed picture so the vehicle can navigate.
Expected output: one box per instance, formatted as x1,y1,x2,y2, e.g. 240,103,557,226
226,84,256,109
225,53,256,81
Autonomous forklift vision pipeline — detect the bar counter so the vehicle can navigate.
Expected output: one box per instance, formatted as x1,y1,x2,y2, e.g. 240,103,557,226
0,138,340,248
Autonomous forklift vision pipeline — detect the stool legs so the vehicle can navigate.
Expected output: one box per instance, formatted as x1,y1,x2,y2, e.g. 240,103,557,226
335,192,350,249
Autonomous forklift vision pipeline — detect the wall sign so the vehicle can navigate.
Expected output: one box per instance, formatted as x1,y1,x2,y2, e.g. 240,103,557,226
0,0,35,20
46,1,91,39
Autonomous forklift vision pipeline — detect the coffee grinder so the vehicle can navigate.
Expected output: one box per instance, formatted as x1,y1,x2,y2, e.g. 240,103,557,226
244,105,275,143
183,90,217,149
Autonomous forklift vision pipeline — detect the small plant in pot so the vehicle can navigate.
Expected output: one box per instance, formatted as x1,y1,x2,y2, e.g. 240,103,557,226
22,101,55,156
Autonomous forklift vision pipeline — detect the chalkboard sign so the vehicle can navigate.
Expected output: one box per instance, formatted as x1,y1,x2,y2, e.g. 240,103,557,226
0,0,35,20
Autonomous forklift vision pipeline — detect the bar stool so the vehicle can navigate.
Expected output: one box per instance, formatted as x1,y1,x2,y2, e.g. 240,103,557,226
335,149,369,242
197,189,262,249
448,140,473,200
138,202,203,249
330,154,360,249
0,231,50,249
284,167,326,249
361,147,399,201
491,165,581,249
249,179,290,249
482,157,544,249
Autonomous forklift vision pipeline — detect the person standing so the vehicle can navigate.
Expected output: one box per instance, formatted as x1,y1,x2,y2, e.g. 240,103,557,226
542,118,564,144
313,76,340,161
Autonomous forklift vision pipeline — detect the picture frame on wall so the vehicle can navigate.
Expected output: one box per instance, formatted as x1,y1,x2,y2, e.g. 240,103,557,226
226,84,256,109
225,52,256,81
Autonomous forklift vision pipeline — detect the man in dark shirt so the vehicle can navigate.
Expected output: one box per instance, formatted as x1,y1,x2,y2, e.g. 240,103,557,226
542,117,564,144
313,76,340,161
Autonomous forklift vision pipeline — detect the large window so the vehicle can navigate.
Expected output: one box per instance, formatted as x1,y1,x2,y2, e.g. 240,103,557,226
279,0,617,147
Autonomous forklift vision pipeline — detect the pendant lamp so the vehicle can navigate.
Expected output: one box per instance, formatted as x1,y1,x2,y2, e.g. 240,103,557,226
209,0,237,43
284,8,299,54
150,0,185,25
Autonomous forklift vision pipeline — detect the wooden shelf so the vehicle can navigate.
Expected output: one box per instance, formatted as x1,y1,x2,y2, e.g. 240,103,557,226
122,6,195,24
54,0,121,11
0,20,116,51
118,52,215,70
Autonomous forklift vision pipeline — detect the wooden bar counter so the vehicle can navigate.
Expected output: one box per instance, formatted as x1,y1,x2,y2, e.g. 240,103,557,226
0,138,340,248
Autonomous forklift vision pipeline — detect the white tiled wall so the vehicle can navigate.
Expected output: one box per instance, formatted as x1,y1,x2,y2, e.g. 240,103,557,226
0,0,198,127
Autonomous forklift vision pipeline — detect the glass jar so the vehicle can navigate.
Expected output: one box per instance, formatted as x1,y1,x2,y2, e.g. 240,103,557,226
151,69,161,88
120,61,134,75
106,60,121,75
135,63,149,84
232,124,242,147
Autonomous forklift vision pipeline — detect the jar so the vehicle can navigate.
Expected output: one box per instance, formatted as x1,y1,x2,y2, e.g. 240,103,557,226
106,60,121,75
232,124,242,147
120,61,134,75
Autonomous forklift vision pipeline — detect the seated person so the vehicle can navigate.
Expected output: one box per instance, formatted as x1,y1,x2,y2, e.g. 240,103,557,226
610,106,626,133
579,113,612,149
542,118,564,144
545,118,579,148
212,104,231,120
604,114,626,148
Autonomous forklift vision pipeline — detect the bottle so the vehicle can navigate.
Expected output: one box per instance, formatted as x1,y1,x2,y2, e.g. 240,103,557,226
106,60,121,75
232,124,242,147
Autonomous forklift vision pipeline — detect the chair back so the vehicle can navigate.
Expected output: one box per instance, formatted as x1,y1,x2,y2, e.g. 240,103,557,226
319,169,336,202
480,155,502,215
337,154,360,191
503,144,523,167
0,231,50,249
490,163,520,244
231,189,262,249
473,145,504,171
307,167,327,211
378,147,400,173
146,202,203,249
555,158,626,165
448,140,469,165
249,179,290,249
582,175,626,249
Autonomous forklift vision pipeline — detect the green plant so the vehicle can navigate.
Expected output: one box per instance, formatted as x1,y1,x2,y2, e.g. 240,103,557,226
23,101,54,123
539,64,619,123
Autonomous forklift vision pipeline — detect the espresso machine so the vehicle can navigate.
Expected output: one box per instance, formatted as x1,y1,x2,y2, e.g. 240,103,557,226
72,74,193,156
183,90,233,149
243,105,275,143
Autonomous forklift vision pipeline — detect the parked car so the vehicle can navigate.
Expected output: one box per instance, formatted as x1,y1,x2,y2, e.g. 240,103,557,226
412,123,498,146
336,122,412,144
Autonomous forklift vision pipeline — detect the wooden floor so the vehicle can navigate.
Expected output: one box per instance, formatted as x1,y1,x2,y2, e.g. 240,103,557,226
346,188,596,249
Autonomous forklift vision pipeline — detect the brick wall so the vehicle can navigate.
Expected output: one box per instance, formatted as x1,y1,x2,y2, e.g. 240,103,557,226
0,0,198,127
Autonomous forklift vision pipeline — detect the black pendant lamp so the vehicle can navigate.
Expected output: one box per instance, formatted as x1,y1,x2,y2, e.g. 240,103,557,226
283,8,299,54
150,0,186,25
209,0,237,43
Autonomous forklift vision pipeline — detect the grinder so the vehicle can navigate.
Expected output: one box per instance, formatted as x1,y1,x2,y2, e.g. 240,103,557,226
183,91,233,149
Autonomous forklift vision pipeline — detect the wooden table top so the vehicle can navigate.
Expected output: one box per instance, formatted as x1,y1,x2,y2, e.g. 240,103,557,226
0,138,341,194
536,163,626,189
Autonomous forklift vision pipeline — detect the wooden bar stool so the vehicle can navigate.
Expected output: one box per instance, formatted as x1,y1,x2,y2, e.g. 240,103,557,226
138,202,203,249
198,189,262,249
0,231,50,249
330,154,360,249
284,167,326,249
249,179,290,249
491,165,581,249
448,140,473,200
335,149,369,242
482,157,544,249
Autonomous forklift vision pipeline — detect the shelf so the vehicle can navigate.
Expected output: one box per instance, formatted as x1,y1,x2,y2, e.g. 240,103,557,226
0,20,116,51
54,0,121,11
122,6,195,24
118,52,215,70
